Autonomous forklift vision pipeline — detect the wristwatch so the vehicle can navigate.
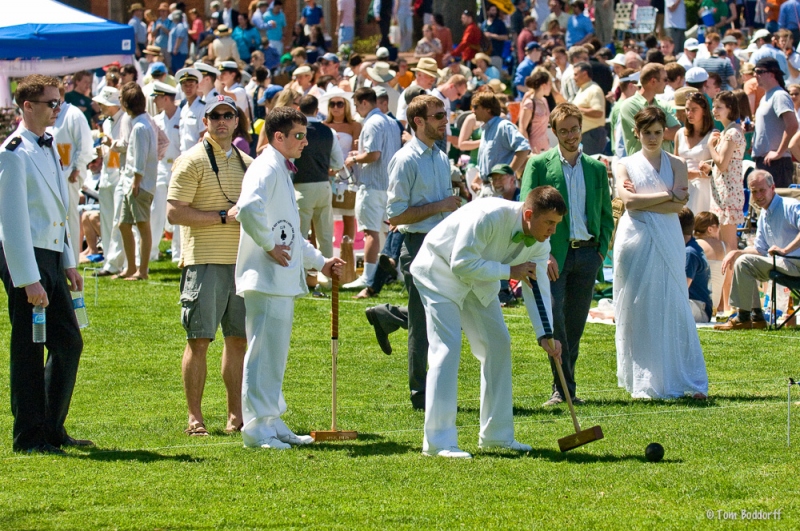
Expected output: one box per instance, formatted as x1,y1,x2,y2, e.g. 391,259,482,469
219,210,227,224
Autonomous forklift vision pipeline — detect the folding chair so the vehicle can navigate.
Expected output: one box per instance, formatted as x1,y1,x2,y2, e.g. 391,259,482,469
614,2,635,42
769,252,800,330
629,6,658,39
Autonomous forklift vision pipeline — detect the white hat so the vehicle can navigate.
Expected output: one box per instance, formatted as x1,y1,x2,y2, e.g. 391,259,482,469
619,71,640,83
609,53,627,67
684,38,700,51
734,44,756,62
317,87,354,109
175,67,202,83
685,66,709,84
194,61,221,76
219,60,240,72
751,28,771,44
376,46,390,59
366,61,396,83
92,86,120,106
151,81,178,96
293,65,312,77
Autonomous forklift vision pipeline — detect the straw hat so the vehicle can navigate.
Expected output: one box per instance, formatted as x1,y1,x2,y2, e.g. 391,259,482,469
412,57,440,79
214,25,233,37
487,79,507,94
673,87,699,110
473,53,492,66
143,45,162,56
366,62,396,83
129,3,144,12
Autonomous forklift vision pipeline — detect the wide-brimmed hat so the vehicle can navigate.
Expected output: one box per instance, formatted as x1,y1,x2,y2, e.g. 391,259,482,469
751,28,771,44
412,57,440,79
215,25,232,37
366,61,396,83
673,87,699,110
487,79,507,94
473,53,492,65
129,3,144,12
143,45,162,56
609,53,626,67
318,87,354,108
93,86,120,107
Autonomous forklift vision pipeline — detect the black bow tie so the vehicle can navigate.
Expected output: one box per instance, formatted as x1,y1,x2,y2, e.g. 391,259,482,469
38,134,53,148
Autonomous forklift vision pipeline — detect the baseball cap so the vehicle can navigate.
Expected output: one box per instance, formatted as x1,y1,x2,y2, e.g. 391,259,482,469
374,86,388,98
376,46,390,59
684,38,699,51
489,164,514,177
149,62,167,75
293,65,312,77
685,67,709,84
751,28,771,44
258,84,284,104
205,94,237,115
322,52,340,63
525,41,541,52
755,56,783,73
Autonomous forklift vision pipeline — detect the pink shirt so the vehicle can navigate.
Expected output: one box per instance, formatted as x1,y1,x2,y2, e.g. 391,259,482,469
524,96,550,154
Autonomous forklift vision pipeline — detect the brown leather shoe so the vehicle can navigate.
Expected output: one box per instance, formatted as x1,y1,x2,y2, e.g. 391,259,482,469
751,319,768,329
714,316,752,330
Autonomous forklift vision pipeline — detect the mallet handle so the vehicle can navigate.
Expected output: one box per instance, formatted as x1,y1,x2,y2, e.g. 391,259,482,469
331,272,339,431
551,338,582,434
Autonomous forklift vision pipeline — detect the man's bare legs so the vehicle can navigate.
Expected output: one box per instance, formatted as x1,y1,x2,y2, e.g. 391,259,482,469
183,337,246,432
118,221,151,279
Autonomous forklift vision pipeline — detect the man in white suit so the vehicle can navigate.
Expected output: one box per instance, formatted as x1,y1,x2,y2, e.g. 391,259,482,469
0,75,91,454
411,187,566,458
236,107,344,449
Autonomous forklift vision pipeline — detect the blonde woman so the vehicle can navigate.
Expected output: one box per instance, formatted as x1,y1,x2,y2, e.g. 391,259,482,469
255,88,301,154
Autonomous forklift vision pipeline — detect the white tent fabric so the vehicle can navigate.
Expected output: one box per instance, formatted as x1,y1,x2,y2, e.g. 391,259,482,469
0,0,135,106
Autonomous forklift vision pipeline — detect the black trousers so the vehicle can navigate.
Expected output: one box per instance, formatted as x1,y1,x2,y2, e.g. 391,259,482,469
754,156,795,188
0,246,83,450
399,232,428,408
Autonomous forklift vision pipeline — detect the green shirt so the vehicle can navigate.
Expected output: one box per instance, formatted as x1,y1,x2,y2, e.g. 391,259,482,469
619,92,681,156
700,0,729,25
64,90,95,125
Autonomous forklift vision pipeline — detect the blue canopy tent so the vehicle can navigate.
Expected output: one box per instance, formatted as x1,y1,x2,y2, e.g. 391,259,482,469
0,0,135,106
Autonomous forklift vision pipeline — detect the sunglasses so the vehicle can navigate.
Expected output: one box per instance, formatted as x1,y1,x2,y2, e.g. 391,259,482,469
427,111,447,120
754,68,767,75
291,132,306,140
329,100,346,108
207,112,236,121
30,99,61,109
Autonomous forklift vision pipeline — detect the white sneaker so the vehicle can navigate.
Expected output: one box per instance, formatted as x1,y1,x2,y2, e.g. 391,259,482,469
273,418,314,445
252,437,291,450
342,275,369,290
423,446,473,458
480,440,532,452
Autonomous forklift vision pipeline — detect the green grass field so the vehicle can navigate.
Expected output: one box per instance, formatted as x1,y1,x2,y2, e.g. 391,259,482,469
0,258,798,529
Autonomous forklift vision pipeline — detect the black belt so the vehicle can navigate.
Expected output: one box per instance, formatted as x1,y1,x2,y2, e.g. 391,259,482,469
569,240,599,249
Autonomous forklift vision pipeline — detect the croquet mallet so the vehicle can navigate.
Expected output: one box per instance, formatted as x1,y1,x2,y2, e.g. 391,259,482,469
311,271,358,442
529,277,603,452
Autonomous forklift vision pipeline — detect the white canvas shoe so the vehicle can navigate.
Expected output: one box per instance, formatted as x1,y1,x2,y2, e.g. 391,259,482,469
423,447,473,459
342,275,369,290
253,437,291,450
480,440,532,452
274,418,314,445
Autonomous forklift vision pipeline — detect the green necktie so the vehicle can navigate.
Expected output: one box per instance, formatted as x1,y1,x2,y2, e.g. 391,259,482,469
512,231,536,247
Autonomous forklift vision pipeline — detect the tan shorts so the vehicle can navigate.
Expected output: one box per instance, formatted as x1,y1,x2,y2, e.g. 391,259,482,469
180,263,246,340
121,188,153,224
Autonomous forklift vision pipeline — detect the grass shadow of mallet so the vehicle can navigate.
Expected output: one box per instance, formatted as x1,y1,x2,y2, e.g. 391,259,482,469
529,277,603,452
312,272,358,442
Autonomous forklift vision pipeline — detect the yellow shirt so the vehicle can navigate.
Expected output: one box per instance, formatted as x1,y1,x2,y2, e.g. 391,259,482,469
167,135,253,266
572,81,606,133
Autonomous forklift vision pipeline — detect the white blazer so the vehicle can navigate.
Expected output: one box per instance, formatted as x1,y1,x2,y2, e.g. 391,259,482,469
236,145,325,296
410,198,554,339
0,124,76,287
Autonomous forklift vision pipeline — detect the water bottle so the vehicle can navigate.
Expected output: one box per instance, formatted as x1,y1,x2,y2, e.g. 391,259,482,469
71,291,89,329
32,305,46,343
697,25,706,44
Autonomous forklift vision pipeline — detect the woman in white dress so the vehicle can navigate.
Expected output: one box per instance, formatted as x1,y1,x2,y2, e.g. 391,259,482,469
674,91,715,214
614,107,709,400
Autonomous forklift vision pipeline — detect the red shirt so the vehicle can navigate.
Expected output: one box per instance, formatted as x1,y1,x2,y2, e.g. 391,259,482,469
517,28,535,63
452,23,482,62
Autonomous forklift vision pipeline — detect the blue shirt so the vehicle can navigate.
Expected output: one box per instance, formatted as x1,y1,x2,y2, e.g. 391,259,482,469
264,11,287,41
513,57,536,99
233,26,261,60
128,16,147,45
168,23,189,55
478,116,531,180
358,108,402,190
557,145,591,241
386,137,453,234
779,0,800,32
481,17,508,58
565,14,593,48
302,5,324,25
686,237,713,320
153,17,173,49
755,194,800,258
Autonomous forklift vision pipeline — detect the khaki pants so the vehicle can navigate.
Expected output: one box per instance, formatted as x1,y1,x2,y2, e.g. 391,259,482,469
729,254,800,310
294,181,334,259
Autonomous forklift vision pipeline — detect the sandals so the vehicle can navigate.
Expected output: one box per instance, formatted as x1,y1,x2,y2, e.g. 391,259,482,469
224,423,243,434
184,424,209,436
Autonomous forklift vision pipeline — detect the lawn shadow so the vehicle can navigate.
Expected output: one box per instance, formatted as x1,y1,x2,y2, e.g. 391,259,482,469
76,447,205,463
306,433,416,456
480,447,684,464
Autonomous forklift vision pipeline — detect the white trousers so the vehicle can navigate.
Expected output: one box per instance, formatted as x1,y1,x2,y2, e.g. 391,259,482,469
172,225,182,263
418,284,515,452
68,179,81,265
149,180,169,261
241,291,295,446
100,180,127,274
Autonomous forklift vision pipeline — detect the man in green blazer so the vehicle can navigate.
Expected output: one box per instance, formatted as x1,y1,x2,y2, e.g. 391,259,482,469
520,103,614,407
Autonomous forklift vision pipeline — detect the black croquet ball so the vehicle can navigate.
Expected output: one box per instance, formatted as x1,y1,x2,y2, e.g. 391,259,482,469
645,443,664,462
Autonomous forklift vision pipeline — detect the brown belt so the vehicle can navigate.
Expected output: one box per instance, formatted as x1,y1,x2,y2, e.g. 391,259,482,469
570,240,599,249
